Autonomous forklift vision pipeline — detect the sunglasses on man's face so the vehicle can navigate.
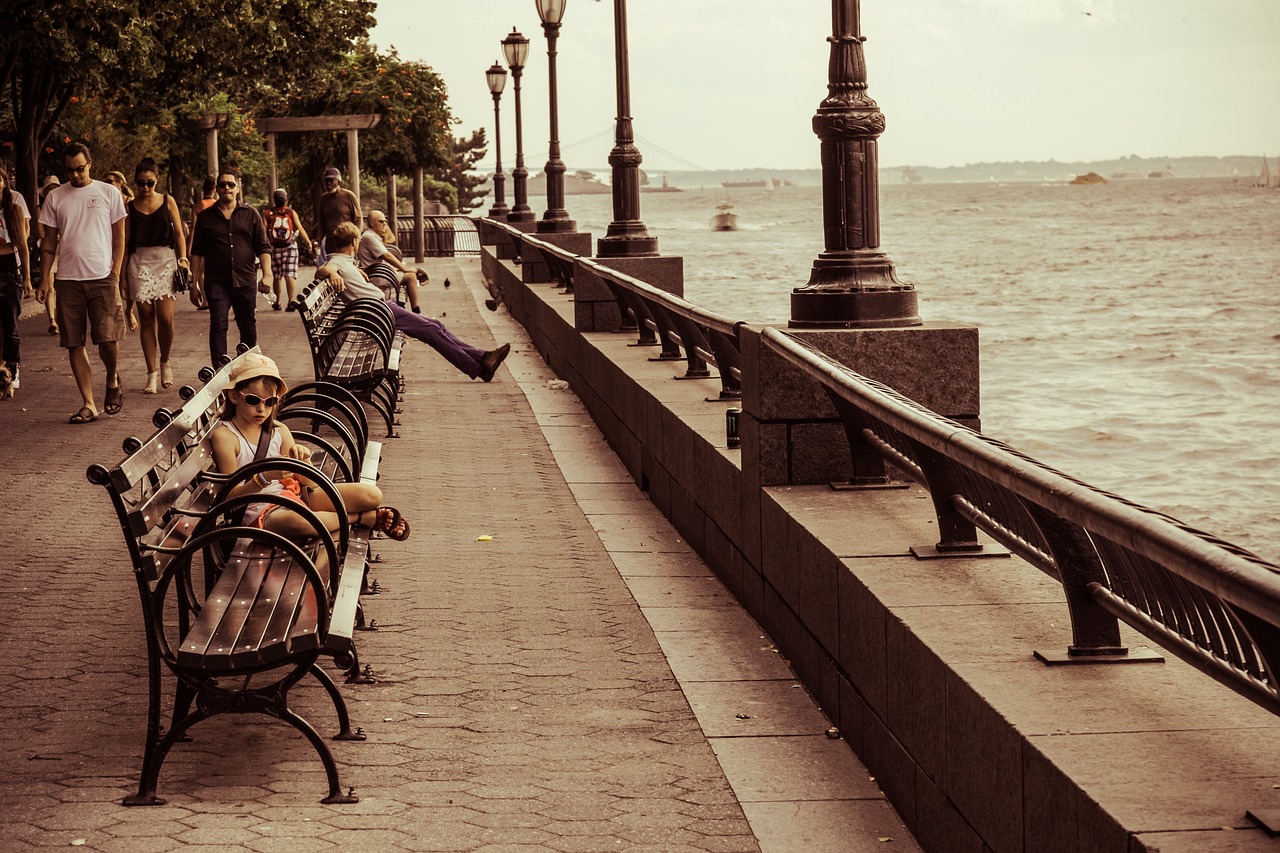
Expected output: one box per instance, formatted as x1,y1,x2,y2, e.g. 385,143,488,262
240,393,279,407
217,181,237,189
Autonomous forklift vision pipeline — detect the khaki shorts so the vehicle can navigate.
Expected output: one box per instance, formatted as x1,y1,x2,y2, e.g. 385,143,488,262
55,277,124,349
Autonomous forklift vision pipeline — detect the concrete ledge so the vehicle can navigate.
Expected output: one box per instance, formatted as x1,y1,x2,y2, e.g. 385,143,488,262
486,244,1280,852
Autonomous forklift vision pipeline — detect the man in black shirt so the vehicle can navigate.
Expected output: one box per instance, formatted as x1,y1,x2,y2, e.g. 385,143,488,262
190,170,272,364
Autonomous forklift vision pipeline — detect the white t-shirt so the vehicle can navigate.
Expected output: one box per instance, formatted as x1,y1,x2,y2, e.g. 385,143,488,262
355,229,389,268
327,252,385,302
38,180,127,280
0,192,31,254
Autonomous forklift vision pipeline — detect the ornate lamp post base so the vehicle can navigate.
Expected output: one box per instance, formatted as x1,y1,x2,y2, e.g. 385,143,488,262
791,251,920,328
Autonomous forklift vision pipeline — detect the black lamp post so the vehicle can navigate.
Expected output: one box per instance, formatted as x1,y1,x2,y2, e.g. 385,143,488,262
486,61,510,220
789,0,920,328
596,0,657,257
535,0,575,233
502,28,535,224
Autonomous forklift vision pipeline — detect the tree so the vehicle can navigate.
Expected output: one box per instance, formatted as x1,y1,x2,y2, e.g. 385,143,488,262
1,0,374,208
432,130,490,213
273,42,457,222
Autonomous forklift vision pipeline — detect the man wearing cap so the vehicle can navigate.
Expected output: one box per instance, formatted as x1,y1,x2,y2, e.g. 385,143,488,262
190,170,272,365
314,167,361,266
261,189,312,310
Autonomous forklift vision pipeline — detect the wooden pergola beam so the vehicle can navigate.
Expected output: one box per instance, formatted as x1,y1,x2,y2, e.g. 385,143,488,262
258,114,381,133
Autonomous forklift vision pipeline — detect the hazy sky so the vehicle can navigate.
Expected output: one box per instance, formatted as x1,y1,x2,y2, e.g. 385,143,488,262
369,0,1280,171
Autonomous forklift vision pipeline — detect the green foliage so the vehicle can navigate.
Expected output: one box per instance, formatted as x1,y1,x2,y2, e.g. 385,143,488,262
277,43,453,178
429,129,489,214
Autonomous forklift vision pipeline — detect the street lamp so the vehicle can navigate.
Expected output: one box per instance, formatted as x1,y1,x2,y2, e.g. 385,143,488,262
790,0,919,327
502,27,535,224
535,0,575,233
595,0,657,257
486,61,510,220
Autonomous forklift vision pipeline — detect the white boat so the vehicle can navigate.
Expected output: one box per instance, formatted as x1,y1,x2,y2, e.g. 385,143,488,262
711,201,738,232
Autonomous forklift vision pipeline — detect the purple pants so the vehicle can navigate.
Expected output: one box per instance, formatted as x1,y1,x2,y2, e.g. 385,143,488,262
386,301,486,378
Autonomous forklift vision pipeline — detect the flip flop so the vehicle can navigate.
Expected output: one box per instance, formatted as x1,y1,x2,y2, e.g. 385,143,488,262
69,406,98,424
104,378,123,415
373,506,411,541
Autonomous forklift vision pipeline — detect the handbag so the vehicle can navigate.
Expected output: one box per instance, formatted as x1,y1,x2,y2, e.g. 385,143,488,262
172,264,191,293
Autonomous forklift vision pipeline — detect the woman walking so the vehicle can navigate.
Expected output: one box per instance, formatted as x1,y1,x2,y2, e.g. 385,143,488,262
0,166,33,397
123,157,188,393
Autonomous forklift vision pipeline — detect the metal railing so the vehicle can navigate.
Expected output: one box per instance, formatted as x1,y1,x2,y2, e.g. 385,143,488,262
395,215,480,257
480,216,1280,717
489,221,742,400
765,327,1280,715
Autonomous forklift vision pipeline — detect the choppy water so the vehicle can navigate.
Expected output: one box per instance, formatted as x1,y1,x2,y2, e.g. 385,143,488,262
532,178,1280,560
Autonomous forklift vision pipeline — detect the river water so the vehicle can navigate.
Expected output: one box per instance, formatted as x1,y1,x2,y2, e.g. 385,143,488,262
531,177,1280,560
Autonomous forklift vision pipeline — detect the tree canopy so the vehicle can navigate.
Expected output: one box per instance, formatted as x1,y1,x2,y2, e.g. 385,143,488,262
0,0,488,216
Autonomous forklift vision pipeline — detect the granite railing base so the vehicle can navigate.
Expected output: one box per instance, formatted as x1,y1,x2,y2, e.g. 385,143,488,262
487,247,1280,853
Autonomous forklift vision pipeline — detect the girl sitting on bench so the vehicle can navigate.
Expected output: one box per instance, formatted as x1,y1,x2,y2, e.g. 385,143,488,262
211,352,410,541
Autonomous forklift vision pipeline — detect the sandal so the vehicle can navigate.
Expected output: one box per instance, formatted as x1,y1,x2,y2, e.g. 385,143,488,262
372,506,411,541
69,406,98,424
104,377,123,415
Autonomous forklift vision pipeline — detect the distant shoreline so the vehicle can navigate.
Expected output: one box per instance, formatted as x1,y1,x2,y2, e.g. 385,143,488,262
509,155,1267,190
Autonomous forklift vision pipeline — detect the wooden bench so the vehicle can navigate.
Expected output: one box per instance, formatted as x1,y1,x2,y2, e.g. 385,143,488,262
89,348,383,806
293,278,405,437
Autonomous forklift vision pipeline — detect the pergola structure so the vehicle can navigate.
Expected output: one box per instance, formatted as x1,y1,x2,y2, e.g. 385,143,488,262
255,114,431,262
257,114,381,202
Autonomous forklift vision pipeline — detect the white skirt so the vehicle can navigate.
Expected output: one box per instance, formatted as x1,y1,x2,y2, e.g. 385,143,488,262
126,246,177,303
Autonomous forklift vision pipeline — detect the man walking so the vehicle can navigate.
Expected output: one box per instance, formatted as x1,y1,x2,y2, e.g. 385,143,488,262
37,142,127,424
314,167,361,265
190,171,272,364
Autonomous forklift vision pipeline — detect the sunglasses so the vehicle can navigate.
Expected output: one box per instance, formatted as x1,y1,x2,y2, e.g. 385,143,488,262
216,180,237,189
239,393,279,407
137,179,156,187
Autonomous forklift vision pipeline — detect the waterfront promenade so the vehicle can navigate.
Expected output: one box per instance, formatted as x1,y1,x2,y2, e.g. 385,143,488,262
0,260,918,851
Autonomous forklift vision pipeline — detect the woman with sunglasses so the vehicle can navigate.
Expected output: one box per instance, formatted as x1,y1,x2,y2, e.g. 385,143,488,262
123,158,188,393
212,352,410,540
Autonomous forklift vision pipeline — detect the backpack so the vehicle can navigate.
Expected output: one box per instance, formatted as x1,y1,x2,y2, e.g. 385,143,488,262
266,206,295,246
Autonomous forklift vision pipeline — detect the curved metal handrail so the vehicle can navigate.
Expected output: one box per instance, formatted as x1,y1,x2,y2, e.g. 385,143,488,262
764,326,1280,713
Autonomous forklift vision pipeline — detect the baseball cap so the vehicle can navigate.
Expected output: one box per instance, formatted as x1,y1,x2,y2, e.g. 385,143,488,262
272,188,288,204
323,167,341,180
228,352,288,395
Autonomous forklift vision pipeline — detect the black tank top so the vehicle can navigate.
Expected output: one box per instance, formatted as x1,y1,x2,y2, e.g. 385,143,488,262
127,196,173,250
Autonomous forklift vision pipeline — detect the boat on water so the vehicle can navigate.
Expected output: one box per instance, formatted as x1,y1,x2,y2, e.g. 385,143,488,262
711,202,738,232
722,180,767,189
1070,172,1107,185
1148,164,1174,178
641,172,683,193
901,166,923,184
1254,155,1273,188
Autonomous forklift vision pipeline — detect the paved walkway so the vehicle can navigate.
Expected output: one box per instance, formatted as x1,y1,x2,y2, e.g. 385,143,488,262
0,260,917,851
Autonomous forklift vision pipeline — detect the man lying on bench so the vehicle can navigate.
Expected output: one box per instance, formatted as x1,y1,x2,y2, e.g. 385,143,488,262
212,351,411,540
316,222,510,383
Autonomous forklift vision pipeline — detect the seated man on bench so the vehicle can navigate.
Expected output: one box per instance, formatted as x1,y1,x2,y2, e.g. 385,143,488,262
317,222,510,383
357,210,425,313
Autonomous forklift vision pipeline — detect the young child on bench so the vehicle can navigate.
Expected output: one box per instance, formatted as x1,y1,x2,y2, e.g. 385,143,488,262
211,352,411,541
